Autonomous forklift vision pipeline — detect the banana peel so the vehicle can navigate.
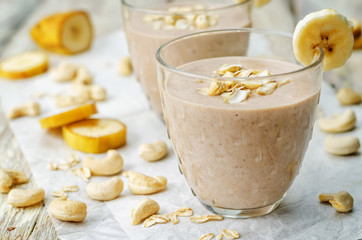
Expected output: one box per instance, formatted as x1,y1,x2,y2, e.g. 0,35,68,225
31,10,93,55
62,119,127,153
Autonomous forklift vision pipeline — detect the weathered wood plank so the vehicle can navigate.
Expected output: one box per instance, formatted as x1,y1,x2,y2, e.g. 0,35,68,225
0,113,57,240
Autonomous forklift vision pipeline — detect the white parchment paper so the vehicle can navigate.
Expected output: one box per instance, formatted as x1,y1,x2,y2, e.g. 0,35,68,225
0,31,361,240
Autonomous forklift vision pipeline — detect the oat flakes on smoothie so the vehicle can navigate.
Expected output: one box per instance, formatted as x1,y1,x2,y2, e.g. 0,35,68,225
143,5,220,30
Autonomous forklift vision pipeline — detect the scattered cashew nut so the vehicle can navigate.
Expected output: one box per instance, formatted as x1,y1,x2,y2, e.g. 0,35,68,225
324,135,360,155
74,66,93,85
118,56,133,76
130,197,160,225
317,109,356,133
83,150,124,176
336,87,361,105
55,93,89,108
0,169,12,193
2,168,28,185
7,101,40,119
86,176,124,201
122,171,167,194
319,191,353,212
7,188,45,207
73,83,107,101
138,141,168,162
50,62,78,82
48,199,87,222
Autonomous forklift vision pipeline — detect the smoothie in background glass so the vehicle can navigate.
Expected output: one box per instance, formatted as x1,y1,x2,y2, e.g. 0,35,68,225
156,29,323,218
121,0,252,116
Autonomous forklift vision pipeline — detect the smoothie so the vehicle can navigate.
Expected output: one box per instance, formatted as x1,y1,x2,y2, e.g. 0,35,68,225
161,57,320,210
122,1,252,115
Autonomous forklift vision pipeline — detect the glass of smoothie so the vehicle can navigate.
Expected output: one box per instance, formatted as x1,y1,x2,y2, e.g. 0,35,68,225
156,29,323,218
121,0,252,116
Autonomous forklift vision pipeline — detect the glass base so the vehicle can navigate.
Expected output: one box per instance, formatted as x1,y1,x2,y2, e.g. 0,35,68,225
199,199,282,218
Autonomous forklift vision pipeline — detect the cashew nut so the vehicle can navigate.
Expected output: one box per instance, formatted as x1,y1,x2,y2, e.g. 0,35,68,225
317,109,356,133
73,83,107,101
320,191,353,212
7,188,45,207
7,101,40,119
130,197,160,225
138,141,168,162
86,176,123,201
118,57,133,76
2,168,28,185
48,199,87,222
324,135,360,155
74,66,93,85
123,171,167,195
55,93,89,108
83,150,123,176
50,62,78,82
336,87,361,105
0,169,12,193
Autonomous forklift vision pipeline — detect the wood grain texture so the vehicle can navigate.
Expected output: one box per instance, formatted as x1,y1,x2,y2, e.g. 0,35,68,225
0,115,57,240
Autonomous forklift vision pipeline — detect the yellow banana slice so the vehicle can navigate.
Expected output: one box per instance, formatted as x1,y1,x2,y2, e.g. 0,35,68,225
253,0,271,8
39,103,97,129
235,0,270,8
354,35,362,49
31,11,93,55
349,18,361,39
0,51,48,79
62,119,127,153
293,9,354,71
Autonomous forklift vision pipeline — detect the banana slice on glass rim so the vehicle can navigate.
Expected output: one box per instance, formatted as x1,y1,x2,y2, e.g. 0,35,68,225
293,9,354,72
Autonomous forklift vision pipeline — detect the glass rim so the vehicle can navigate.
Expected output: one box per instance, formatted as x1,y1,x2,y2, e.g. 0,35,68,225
156,28,325,81
121,0,251,14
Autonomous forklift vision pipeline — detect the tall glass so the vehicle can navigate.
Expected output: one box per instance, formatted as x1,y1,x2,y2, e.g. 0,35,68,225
121,0,252,116
156,29,323,218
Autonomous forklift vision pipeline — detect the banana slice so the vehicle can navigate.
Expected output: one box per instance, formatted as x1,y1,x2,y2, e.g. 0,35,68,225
353,35,362,49
253,0,271,8
40,103,97,129
349,18,361,39
31,11,93,55
0,51,48,79
62,119,127,153
235,0,270,8
293,9,354,71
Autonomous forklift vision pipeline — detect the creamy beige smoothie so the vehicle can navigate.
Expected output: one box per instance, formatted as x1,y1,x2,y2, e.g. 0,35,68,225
122,1,252,115
161,57,320,210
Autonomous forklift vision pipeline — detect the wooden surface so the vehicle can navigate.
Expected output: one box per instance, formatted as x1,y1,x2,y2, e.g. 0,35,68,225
0,0,360,239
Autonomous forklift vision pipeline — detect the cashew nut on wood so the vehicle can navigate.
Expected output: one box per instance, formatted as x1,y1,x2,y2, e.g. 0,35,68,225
2,168,28,184
48,199,87,222
83,150,124,176
86,176,124,201
7,188,45,207
0,169,12,193
7,101,40,119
